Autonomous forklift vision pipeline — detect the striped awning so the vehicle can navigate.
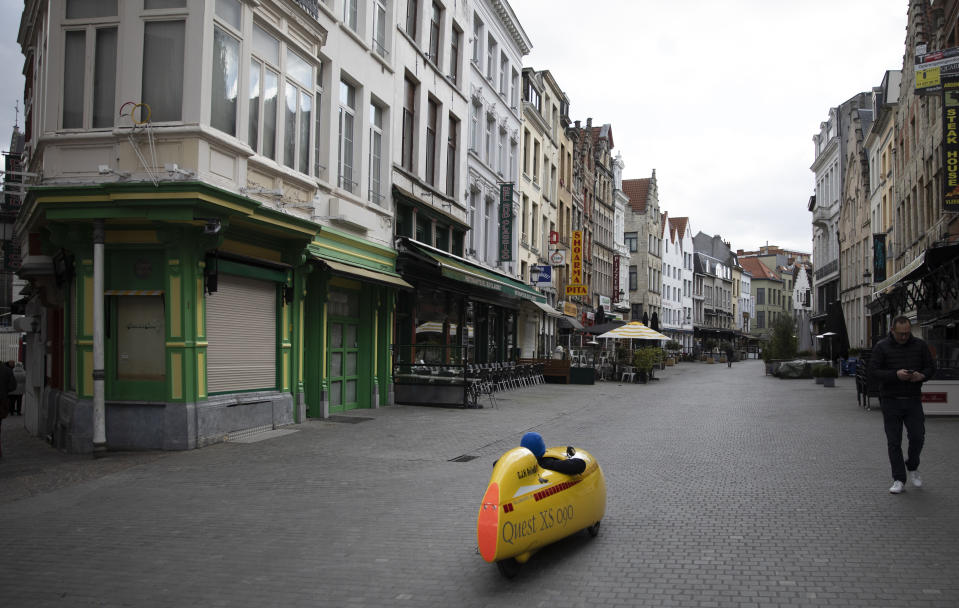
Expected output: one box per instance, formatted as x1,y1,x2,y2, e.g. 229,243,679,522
596,321,669,341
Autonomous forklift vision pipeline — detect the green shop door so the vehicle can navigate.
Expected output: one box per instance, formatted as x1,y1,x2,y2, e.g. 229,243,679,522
327,284,369,412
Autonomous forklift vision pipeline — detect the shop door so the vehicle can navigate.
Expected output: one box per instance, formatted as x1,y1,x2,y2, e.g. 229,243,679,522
328,287,363,412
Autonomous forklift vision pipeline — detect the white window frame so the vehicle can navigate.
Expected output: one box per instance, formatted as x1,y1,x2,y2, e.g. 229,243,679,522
61,20,119,130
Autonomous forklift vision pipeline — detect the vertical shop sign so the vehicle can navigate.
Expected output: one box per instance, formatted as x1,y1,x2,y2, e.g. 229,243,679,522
943,76,959,212
498,183,513,262
872,234,887,283
613,255,620,299
571,230,583,284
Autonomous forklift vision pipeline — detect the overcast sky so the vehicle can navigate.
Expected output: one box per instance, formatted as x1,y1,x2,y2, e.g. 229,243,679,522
0,0,908,256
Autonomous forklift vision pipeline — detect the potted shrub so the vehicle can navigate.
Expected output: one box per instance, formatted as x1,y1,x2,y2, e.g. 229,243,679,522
812,364,838,387
632,347,659,383
664,340,681,366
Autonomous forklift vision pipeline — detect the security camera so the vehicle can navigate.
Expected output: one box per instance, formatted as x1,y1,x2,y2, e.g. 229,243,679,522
202,219,222,235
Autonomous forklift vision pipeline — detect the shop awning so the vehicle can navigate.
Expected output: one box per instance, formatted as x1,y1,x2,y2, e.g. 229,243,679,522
313,257,413,290
558,315,585,331
527,300,562,317
404,240,546,303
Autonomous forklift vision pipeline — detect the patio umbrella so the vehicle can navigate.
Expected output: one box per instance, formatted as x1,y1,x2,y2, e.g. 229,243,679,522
597,321,669,342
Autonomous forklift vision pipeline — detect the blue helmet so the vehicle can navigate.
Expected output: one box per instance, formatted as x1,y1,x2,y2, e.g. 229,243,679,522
520,432,546,459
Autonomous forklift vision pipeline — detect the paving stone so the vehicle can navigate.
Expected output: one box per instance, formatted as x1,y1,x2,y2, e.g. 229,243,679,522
1,363,958,607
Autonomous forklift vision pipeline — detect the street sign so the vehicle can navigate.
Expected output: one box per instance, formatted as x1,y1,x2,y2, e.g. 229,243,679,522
549,249,566,265
532,264,552,284
915,46,959,94
565,284,587,296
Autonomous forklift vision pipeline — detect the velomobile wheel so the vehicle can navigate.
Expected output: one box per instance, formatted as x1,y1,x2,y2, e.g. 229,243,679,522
587,521,601,537
496,558,520,579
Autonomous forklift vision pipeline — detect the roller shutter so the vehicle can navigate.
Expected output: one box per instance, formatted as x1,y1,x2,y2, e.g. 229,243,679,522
206,273,277,393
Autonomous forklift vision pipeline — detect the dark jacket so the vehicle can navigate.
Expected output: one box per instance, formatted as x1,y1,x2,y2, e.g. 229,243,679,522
540,456,586,475
0,364,14,419
869,331,936,399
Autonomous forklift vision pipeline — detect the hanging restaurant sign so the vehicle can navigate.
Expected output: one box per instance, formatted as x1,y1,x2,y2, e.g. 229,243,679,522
613,254,620,298
498,183,513,262
943,76,959,212
872,233,887,283
566,230,586,296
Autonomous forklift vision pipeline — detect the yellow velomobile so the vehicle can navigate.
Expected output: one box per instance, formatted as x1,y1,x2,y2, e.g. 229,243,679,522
477,442,606,578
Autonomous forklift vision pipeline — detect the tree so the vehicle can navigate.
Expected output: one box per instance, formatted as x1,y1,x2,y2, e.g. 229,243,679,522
765,315,798,361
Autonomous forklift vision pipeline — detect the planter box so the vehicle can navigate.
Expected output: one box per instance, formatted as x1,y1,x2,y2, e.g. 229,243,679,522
815,377,824,384
569,366,595,385
822,377,835,387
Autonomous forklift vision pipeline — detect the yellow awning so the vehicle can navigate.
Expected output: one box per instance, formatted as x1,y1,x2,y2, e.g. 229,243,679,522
321,259,413,290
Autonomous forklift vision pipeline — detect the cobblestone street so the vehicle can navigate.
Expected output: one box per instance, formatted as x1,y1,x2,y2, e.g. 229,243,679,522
2,359,958,607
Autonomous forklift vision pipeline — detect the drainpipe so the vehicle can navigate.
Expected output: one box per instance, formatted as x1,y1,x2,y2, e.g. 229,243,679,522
92,219,106,456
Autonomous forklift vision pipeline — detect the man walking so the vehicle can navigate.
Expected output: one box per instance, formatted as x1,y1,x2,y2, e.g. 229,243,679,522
869,316,936,494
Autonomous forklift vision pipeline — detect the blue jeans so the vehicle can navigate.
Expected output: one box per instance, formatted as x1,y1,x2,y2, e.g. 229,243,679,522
881,397,925,483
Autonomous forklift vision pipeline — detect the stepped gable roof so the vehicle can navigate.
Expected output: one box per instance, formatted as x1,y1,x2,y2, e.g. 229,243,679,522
668,216,689,240
623,178,650,213
740,256,780,281
590,124,613,149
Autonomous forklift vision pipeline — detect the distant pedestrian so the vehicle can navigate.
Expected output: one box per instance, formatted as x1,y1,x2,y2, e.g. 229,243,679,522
8,361,25,415
869,316,936,494
0,359,16,459
725,345,734,368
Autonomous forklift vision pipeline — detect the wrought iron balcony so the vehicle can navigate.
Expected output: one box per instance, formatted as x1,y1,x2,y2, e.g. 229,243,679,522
293,0,320,19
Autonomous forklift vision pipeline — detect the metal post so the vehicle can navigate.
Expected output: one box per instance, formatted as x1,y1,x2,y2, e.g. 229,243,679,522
92,220,106,456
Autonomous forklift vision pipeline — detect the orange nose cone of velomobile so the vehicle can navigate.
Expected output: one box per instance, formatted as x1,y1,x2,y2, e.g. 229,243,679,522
477,482,500,562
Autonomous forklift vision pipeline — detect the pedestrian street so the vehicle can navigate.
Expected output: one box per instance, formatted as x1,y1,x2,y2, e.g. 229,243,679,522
1,359,958,607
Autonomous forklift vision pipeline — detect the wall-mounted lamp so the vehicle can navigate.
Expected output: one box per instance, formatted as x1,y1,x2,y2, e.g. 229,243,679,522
204,253,218,294
282,285,295,305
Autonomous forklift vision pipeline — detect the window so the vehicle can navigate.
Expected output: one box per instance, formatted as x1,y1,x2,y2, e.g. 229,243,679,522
369,102,384,205
472,16,483,64
343,0,357,31
449,25,461,83
486,34,495,80
629,265,637,291
469,101,479,151
372,0,388,57
211,26,239,135
406,0,418,38
62,24,118,129
510,69,519,108
756,287,765,305
142,20,185,122
497,128,505,176
485,113,494,165
508,138,516,182
446,114,458,197
425,98,438,185
499,53,508,95
284,49,314,173
145,0,185,7
532,140,540,183
522,129,530,175
402,77,416,171
428,2,441,66
249,25,279,159
68,0,117,17
214,0,241,28
757,310,765,329
338,81,356,192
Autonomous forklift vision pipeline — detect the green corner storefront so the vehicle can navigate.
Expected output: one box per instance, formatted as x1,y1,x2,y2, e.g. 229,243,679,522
19,182,407,451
